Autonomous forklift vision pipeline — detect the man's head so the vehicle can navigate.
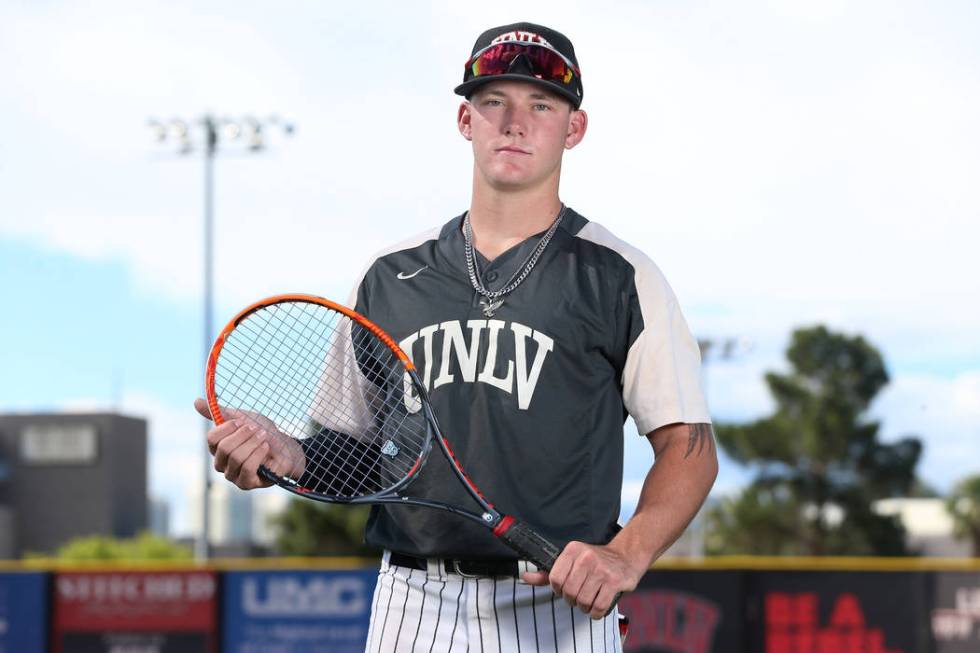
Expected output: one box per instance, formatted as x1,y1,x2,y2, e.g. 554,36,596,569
455,22,588,194
454,22,583,110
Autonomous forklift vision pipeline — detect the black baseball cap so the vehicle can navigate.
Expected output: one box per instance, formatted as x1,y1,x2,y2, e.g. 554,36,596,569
454,22,584,109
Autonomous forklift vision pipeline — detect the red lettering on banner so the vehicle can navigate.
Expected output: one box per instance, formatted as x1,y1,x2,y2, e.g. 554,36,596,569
53,571,217,631
764,592,903,653
663,592,682,649
619,590,720,653
767,592,818,628
830,593,865,628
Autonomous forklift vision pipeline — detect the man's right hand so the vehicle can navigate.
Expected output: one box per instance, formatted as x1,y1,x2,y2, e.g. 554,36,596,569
194,398,306,490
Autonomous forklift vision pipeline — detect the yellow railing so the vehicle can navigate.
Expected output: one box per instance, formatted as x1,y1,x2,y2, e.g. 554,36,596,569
2,555,979,572
653,555,980,572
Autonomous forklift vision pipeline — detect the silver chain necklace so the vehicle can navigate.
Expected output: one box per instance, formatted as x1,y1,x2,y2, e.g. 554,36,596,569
463,205,567,317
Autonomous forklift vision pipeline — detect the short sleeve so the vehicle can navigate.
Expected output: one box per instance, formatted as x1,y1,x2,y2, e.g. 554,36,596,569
620,257,710,434
574,221,710,434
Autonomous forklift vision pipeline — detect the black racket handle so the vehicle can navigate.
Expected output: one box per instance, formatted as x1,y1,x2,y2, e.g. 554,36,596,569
495,516,562,569
495,516,622,616
258,464,277,484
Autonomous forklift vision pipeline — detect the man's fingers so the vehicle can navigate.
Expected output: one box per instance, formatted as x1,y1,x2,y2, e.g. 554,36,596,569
194,397,213,420
559,569,589,608
267,441,299,479
213,425,258,472
521,571,550,586
590,586,619,620
207,420,244,455
224,432,264,482
574,577,602,614
201,400,278,491
551,542,593,602
240,442,275,489
547,540,582,596
227,438,266,486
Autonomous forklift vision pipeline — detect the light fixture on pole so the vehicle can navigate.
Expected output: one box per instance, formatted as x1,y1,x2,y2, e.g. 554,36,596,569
148,114,294,560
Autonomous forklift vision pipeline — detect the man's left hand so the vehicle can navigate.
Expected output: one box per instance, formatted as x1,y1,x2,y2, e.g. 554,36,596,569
521,541,642,619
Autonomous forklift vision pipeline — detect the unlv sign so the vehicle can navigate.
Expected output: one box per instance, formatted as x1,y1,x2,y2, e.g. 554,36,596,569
619,590,721,653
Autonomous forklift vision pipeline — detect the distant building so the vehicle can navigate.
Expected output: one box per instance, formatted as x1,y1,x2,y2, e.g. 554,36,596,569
252,488,289,547
210,482,254,544
149,495,171,537
187,479,261,548
874,497,971,557
184,480,290,556
0,412,147,558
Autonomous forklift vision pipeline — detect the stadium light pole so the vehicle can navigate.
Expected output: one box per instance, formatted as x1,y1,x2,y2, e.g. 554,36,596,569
697,337,754,385
149,114,294,560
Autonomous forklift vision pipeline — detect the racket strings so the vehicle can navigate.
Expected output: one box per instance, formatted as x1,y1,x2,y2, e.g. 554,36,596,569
218,306,422,496
225,301,416,439
212,300,429,499
303,329,428,495
219,305,388,434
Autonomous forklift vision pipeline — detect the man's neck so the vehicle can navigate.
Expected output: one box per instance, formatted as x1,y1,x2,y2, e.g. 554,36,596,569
467,187,563,261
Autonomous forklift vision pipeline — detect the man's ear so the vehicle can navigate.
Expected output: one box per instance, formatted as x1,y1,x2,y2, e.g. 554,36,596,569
564,109,588,150
458,102,473,141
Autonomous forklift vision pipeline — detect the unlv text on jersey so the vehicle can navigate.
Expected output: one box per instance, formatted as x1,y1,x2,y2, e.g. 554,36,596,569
398,319,555,411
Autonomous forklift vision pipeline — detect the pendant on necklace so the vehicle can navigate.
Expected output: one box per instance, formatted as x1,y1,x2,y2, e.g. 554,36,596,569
480,298,504,318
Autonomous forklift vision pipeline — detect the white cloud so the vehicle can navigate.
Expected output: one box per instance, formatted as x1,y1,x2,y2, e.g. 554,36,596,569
2,0,978,324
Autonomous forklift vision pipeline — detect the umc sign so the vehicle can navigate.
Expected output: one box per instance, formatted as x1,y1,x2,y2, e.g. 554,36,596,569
241,574,369,617
223,569,377,653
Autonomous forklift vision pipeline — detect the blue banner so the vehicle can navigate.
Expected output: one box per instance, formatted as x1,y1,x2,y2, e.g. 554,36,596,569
223,568,378,653
0,572,47,653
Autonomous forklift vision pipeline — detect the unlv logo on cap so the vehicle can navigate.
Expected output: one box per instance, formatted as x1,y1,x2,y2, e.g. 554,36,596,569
490,30,554,48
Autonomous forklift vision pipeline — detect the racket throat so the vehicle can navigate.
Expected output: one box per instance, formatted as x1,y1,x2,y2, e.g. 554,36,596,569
481,509,504,528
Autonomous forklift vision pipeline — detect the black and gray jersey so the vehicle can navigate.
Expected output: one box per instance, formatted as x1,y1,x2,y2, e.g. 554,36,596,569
345,207,709,559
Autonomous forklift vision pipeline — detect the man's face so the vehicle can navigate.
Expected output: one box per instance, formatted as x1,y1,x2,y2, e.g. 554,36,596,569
458,80,586,193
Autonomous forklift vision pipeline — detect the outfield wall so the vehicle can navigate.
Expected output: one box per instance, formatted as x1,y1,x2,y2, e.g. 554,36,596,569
1,557,978,652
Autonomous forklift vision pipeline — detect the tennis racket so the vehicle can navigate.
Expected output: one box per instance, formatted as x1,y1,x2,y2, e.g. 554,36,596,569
204,293,565,571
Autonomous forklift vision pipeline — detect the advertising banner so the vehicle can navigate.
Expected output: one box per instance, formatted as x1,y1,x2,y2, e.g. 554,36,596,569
931,571,980,653
222,568,378,653
746,571,931,653
619,570,744,653
0,571,47,653
51,569,217,653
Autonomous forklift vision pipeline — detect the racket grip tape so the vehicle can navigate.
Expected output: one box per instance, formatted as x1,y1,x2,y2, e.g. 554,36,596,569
493,515,623,616
493,516,561,570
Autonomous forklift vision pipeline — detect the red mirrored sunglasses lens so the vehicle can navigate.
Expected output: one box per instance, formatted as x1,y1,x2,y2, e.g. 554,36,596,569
470,43,575,84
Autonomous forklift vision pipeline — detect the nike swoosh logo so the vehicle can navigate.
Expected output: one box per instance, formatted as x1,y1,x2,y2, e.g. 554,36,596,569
397,266,428,280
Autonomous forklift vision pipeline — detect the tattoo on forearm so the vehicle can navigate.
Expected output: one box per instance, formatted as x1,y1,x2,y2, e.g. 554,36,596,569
685,423,714,458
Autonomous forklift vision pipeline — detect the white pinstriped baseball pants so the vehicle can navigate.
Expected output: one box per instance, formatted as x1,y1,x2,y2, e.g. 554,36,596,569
364,551,624,653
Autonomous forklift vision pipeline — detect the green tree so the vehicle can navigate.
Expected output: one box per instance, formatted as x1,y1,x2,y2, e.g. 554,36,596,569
28,532,193,561
946,474,980,556
706,325,923,556
271,499,375,556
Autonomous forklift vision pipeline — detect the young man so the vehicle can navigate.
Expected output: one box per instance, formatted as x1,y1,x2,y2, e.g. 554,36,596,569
197,21,717,652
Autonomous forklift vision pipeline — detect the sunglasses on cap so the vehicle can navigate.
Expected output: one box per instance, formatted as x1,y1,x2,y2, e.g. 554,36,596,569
464,41,580,86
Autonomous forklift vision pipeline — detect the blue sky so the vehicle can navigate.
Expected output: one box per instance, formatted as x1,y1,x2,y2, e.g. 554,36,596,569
2,0,978,535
